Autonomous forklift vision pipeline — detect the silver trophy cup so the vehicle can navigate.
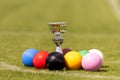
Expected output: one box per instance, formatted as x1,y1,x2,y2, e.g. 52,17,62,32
48,22,67,54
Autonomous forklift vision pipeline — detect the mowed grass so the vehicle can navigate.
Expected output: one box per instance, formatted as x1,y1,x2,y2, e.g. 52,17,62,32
0,0,120,80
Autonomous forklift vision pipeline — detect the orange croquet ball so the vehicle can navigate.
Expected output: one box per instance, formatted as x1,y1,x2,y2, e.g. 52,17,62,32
64,51,82,70
33,50,49,69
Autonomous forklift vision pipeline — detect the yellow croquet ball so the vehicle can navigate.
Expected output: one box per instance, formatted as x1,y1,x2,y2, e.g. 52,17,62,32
64,51,82,70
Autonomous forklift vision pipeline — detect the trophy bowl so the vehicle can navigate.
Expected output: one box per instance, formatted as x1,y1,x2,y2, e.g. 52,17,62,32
48,22,67,33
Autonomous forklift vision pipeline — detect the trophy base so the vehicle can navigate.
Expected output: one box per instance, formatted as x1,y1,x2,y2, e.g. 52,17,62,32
56,46,62,54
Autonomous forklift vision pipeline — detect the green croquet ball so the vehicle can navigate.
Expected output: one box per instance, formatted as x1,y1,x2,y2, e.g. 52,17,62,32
79,50,88,58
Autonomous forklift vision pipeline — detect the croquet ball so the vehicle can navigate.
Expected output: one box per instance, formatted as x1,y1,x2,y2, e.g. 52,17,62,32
22,48,38,67
46,52,65,70
79,50,88,58
82,53,102,71
64,51,82,70
89,49,104,61
62,48,71,55
33,50,49,69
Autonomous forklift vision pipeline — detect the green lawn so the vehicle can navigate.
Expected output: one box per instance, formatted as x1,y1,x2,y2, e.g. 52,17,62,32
0,0,120,80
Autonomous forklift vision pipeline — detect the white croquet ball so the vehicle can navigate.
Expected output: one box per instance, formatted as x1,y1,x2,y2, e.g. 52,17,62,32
88,49,104,62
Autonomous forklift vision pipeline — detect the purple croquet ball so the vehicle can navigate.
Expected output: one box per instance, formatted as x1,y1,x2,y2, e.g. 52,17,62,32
62,48,71,55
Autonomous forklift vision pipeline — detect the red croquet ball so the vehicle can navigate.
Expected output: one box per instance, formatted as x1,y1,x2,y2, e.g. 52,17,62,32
33,50,49,69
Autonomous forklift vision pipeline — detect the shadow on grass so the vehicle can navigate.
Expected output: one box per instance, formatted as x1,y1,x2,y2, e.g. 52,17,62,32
98,69,108,72
46,65,110,72
97,65,110,72
101,65,110,68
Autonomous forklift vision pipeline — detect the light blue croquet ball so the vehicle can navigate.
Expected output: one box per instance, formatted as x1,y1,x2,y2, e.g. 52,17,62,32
21,48,38,67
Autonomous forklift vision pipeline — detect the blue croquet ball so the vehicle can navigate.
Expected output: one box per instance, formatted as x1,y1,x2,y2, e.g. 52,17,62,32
22,48,38,67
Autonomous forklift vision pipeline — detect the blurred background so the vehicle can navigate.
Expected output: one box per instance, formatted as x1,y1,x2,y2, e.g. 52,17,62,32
0,0,119,32
0,0,120,56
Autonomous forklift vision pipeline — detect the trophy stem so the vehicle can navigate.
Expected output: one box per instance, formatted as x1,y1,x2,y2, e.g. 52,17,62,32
52,32,63,54
56,46,62,54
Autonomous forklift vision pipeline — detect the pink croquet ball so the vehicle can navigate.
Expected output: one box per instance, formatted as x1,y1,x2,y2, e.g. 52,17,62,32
82,53,102,71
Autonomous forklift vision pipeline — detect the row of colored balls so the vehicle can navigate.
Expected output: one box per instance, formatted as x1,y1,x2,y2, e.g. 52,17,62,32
21,48,104,71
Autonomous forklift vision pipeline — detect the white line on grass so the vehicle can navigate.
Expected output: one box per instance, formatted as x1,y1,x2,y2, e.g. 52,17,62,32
0,62,22,71
0,62,120,79
108,0,120,20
